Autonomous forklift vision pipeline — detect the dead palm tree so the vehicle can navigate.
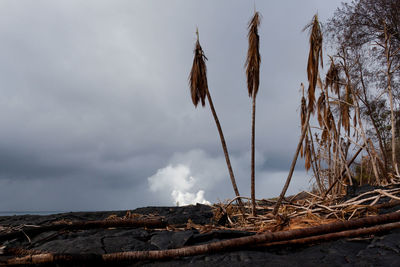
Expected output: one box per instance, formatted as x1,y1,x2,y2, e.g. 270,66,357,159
189,29,245,212
273,14,323,215
245,11,261,217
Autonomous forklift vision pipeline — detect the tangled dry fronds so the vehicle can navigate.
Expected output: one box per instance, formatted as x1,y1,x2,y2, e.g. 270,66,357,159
245,12,261,98
215,184,400,232
189,29,208,107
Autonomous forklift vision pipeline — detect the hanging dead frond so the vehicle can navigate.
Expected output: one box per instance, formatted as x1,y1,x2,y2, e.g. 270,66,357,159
321,126,329,146
300,97,307,157
304,14,323,114
325,59,340,95
341,84,351,135
245,12,261,98
326,106,338,144
304,134,312,171
301,97,307,128
189,30,208,107
300,83,307,158
317,92,326,127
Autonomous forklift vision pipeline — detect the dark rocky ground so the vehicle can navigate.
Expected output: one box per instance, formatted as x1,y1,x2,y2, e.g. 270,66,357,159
1,187,400,266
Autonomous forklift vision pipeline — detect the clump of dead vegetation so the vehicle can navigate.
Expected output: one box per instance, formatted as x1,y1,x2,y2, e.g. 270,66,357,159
213,183,400,232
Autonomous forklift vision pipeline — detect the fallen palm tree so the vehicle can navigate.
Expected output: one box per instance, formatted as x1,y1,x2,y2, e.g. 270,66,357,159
258,221,400,248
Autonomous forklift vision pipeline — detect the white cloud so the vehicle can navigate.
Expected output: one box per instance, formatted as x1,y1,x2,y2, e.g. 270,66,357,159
147,149,312,206
148,164,194,193
171,190,210,206
148,163,210,206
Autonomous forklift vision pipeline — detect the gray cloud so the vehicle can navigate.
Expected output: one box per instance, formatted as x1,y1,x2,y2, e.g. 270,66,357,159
0,1,344,212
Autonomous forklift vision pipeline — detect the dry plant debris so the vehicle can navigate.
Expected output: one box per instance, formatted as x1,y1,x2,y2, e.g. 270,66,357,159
214,183,400,232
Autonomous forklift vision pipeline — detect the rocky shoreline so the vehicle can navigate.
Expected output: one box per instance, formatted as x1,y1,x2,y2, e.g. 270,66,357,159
1,196,400,266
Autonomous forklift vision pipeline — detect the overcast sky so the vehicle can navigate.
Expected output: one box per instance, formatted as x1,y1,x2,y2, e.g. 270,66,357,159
0,1,345,212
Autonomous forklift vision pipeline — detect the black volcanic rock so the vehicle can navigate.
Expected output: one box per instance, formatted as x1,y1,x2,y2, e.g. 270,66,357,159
1,201,400,266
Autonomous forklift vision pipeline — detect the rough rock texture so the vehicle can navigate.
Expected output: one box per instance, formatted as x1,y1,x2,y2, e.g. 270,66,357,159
1,198,400,266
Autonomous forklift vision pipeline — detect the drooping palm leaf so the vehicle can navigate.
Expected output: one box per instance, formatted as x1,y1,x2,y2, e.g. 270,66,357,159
341,84,351,135
245,12,261,98
245,11,262,217
304,134,312,171
189,32,208,107
317,91,326,127
325,59,340,95
303,14,323,114
188,29,246,214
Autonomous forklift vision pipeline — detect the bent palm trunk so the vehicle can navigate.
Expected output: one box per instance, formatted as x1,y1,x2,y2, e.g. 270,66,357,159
205,88,245,211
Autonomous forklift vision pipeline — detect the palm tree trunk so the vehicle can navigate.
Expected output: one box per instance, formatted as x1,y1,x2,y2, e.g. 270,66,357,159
273,110,310,215
251,92,256,216
205,88,245,212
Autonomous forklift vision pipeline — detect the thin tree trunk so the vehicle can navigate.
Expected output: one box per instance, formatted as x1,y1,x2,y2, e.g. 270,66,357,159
332,132,353,189
6,211,400,265
205,89,245,212
251,92,256,216
358,64,388,175
324,85,333,188
308,126,324,193
383,23,400,177
323,144,364,198
367,139,382,184
341,53,380,184
273,110,310,215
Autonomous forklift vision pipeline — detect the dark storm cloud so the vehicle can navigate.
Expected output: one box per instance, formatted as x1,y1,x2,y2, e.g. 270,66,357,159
0,1,344,211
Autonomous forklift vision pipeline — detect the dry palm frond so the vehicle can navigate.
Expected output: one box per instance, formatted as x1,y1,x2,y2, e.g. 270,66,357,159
189,30,208,107
300,83,307,128
341,84,352,135
321,126,329,146
301,96,307,128
300,95,307,158
245,12,261,98
317,92,326,127
304,134,312,171
341,104,350,135
325,107,334,132
325,59,340,95
304,14,323,114
300,83,307,158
